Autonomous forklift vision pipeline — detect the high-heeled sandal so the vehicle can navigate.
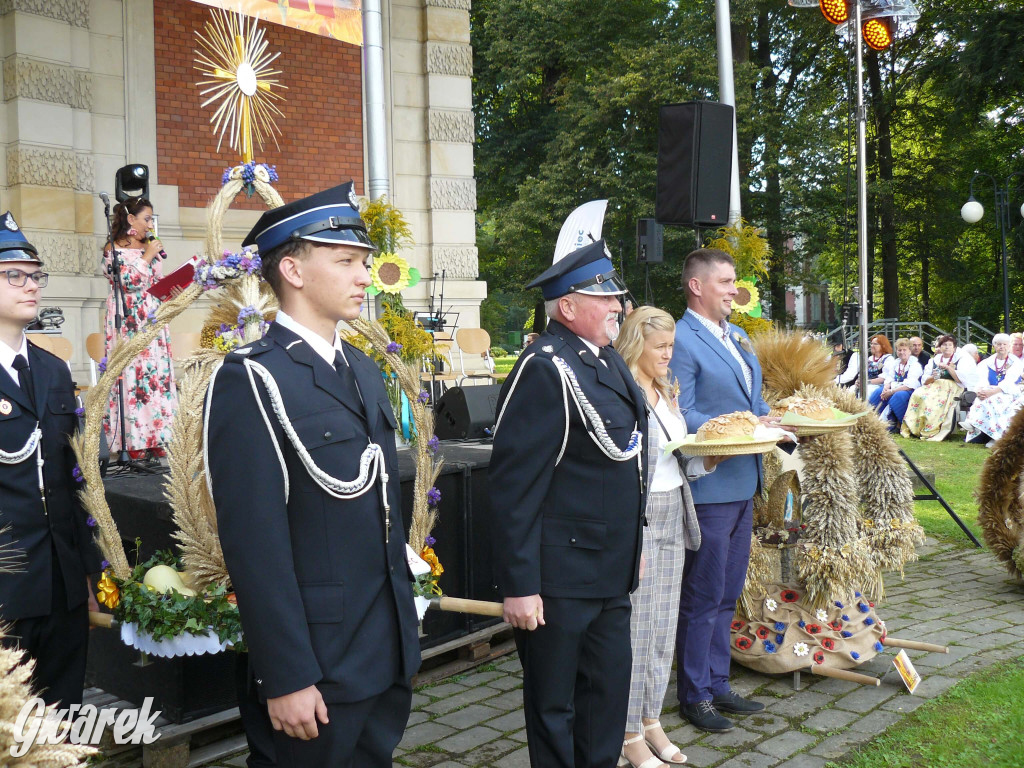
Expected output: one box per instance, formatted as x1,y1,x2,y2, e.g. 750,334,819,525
617,733,666,768
643,720,687,764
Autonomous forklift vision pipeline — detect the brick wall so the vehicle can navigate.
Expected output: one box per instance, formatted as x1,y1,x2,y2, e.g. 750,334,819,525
154,0,364,210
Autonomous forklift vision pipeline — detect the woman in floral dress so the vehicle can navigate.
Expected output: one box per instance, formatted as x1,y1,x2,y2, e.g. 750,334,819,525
102,196,178,459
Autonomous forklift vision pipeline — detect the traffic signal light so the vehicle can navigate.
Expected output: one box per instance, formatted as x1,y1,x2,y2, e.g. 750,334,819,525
820,0,849,24
862,16,895,50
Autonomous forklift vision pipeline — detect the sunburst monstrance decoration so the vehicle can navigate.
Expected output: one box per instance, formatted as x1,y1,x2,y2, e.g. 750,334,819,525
195,9,287,163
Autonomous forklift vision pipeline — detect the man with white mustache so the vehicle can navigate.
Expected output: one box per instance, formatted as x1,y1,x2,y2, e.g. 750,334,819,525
489,240,648,768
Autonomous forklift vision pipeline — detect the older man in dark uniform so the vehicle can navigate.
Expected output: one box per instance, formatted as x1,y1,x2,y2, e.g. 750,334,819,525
489,241,648,768
0,213,100,706
204,183,420,767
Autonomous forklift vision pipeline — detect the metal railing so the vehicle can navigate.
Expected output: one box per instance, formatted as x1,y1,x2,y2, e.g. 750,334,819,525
826,317,998,354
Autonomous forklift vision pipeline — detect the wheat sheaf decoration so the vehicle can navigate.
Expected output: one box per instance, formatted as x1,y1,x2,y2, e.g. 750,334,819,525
977,405,1024,579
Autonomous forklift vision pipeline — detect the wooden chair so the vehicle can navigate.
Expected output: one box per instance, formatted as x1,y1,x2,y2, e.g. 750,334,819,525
420,333,459,398
28,334,73,364
455,328,495,385
86,332,105,386
170,331,201,357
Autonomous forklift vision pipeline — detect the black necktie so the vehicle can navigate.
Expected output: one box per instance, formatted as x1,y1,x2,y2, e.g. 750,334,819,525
333,350,364,417
12,354,35,412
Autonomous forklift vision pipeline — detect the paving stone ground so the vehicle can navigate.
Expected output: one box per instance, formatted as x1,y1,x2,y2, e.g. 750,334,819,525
196,537,1024,767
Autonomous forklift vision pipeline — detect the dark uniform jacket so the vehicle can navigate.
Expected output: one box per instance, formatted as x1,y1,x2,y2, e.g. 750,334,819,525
205,322,421,704
0,341,99,619
488,319,648,600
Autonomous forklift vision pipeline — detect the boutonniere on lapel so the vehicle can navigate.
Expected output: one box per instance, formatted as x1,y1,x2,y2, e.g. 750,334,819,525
732,331,754,355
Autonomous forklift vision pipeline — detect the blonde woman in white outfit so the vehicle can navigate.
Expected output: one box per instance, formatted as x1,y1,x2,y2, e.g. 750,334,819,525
614,307,724,768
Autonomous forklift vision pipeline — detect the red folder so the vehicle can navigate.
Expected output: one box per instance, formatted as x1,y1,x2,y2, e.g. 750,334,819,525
147,256,200,301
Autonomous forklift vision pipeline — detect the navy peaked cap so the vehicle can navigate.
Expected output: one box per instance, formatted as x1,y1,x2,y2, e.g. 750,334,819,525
242,181,374,255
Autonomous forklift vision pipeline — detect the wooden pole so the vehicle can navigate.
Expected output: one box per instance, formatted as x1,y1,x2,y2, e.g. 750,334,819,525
430,597,505,617
89,611,117,629
810,665,880,686
882,636,949,654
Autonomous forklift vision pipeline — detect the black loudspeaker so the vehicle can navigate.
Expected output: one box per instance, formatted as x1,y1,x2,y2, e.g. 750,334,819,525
636,218,664,263
656,101,733,226
435,385,502,440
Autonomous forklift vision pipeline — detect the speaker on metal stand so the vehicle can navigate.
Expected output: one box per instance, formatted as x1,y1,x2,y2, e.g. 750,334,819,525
636,218,663,306
656,101,734,245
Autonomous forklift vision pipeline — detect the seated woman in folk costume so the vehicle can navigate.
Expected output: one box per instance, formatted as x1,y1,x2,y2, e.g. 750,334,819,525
869,337,922,431
901,334,977,441
962,333,1024,447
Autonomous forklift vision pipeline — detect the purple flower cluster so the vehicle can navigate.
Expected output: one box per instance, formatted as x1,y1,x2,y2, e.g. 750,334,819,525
424,535,436,547
426,486,441,507
427,435,440,453
75,406,84,417
101,559,110,570
72,465,84,483
147,310,157,324
86,515,96,528
417,390,430,404
98,356,107,374
237,305,260,324
386,341,403,354
221,162,280,187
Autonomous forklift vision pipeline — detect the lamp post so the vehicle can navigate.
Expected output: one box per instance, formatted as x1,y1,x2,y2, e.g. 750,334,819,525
960,171,1024,334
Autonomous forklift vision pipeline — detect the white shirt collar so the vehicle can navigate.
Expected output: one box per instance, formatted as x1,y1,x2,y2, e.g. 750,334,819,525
274,311,345,366
687,307,729,339
0,334,28,385
580,337,601,357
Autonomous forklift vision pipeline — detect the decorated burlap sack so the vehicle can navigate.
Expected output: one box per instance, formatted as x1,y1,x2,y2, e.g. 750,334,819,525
730,583,885,674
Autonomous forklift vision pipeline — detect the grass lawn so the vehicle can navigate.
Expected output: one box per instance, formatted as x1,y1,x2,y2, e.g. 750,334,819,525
893,435,988,548
494,355,518,374
830,655,1024,768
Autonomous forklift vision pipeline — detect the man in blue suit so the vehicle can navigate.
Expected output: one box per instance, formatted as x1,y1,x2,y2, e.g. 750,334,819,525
669,248,777,733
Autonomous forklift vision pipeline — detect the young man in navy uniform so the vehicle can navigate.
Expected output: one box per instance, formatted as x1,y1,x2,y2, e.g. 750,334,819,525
204,183,421,767
489,241,649,768
0,213,100,706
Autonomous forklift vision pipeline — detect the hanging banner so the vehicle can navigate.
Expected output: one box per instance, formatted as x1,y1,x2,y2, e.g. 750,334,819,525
192,0,363,45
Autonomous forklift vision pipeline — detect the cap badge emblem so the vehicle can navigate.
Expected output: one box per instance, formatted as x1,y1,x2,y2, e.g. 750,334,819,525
0,399,11,415
4,214,18,231
348,187,360,209
542,345,554,353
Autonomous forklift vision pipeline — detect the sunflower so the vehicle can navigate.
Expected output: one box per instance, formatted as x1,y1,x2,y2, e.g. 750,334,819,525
732,277,762,317
368,252,421,296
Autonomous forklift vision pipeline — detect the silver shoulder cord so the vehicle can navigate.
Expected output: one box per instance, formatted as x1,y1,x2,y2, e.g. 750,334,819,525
203,358,392,538
493,353,643,465
0,424,46,516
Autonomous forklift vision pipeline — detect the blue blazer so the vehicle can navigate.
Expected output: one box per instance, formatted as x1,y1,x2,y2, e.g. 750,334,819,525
669,312,770,505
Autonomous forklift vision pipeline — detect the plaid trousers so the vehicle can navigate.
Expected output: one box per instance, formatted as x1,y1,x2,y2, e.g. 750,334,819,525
626,487,685,733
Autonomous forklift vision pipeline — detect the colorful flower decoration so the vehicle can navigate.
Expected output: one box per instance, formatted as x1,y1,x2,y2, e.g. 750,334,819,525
858,602,870,613
419,546,444,578
806,623,822,634
735,636,753,650
765,597,778,612
851,652,860,660
774,621,786,632
732,277,762,317
367,252,420,296
821,637,835,650
798,620,806,628
864,617,875,626
731,619,746,632
815,609,829,622
793,642,810,657
874,641,884,652
426,486,442,507
841,630,853,638
830,620,844,631
835,601,844,609
781,589,800,603
813,650,825,664
756,626,771,640
763,640,777,653
841,614,850,621
776,634,785,644
96,571,120,609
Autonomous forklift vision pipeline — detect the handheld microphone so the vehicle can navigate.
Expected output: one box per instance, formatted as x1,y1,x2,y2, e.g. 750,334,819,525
148,233,168,260
99,191,110,206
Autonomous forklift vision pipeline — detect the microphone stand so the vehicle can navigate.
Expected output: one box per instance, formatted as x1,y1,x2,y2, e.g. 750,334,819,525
101,196,154,475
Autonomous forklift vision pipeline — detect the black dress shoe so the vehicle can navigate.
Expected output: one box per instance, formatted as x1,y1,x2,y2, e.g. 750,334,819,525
712,690,766,714
681,700,734,732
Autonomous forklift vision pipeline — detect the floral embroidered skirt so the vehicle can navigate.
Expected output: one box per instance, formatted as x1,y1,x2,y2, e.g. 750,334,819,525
900,379,961,441
963,391,1024,443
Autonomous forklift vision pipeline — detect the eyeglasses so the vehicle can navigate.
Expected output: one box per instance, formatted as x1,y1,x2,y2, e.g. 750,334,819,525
2,269,49,288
